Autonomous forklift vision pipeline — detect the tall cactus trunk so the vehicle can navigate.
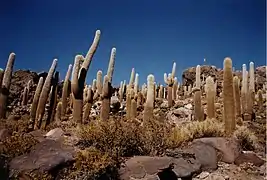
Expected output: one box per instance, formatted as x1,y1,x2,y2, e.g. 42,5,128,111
223,58,235,135
0,53,15,119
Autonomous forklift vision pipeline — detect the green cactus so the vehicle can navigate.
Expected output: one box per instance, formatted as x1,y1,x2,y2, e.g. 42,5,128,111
62,64,72,117
34,59,57,129
223,57,235,135
0,53,15,119
71,30,101,124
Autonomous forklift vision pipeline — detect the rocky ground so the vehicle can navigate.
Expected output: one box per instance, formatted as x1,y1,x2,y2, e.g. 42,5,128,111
0,65,266,180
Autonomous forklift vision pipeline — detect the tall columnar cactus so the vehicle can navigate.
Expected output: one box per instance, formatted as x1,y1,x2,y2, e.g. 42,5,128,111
143,74,155,122
100,48,116,121
55,101,62,122
22,87,28,105
172,77,178,100
0,69,4,90
130,73,139,118
205,76,215,119
241,64,248,114
194,65,203,121
83,85,94,121
233,76,241,118
94,70,103,100
223,57,235,135
247,62,255,116
29,77,44,129
44,71,59,129
62,64,72,117
126,68,135,119
164,62,176,107
71,30,101,123
34,59,57,129
0,53,15,119
159,85,164,99
100,75,112,120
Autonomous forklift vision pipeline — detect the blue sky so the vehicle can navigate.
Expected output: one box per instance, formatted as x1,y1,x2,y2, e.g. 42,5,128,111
0,0,265,86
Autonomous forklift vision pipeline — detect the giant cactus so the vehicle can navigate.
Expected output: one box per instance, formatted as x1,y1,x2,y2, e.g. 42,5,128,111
164,62,176,107
247,62,255,117
83,85,94,121
71,30,101,123
62,64,72,117
194,65,204,121
143,74,155,122
34,59,57,129
100,48,116,121
223,57,235,135
29,77,44,129
241,64,248,114
0,53,15,119
233,76,241,118
205,76,215,119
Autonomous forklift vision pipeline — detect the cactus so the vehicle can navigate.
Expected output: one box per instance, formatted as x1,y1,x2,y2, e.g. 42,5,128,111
71,30,101,123
194,65,203,121
100,75,112,120
233,76,241,118
247,62,255,116
55,101,62,122
34,59,57,129
83,85,94,121
164,62,176,107
159,85,164,99
21,87,28,106
241,64,248,114
223,57,235,135
107,48,116,83
143,74,154,122
172,77,178,100
130,98,137,118
126,68,135,119
0,53,15,119
0,69,3,90
29,77,44,129
62,64,72,117
43,71,59,129
205,76,215,119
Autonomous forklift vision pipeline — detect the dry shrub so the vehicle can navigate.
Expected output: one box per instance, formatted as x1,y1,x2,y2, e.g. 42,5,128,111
233,125,259,151
66,147,117,179
76,117,172,157
0,132,38,159
168,118,225,147
0,115,30,133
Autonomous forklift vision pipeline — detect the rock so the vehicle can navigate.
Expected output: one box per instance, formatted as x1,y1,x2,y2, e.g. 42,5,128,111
197,171,210,179
0,129,12,141
0,155,9,180
45,128,64,141
184,104,193,110
206,173,225,180
119,156,201,180
193,137,241,163
235,152,265,167
29,130,46,142
9,139,75,176
160,101,168,108
191,141,218,171
173,107,192,117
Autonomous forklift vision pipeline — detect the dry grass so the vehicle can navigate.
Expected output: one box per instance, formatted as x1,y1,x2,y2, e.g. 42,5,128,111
233,125,259,151
168,118,225,147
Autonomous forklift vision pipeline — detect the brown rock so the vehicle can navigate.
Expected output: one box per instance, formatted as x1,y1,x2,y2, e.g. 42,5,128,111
235,152,265,167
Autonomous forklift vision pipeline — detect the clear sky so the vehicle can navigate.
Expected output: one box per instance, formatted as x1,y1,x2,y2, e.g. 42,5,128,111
0,0,266,86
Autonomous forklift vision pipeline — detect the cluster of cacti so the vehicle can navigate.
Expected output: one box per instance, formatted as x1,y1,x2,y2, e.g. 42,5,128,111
0,27,264,144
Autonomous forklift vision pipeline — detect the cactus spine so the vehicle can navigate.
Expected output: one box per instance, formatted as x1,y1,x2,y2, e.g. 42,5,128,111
223,58,235,135
71,30,101,123
0,53,15,119
164,62,176,107
143,74,155,122
34,59,57,129
62,64,72,117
